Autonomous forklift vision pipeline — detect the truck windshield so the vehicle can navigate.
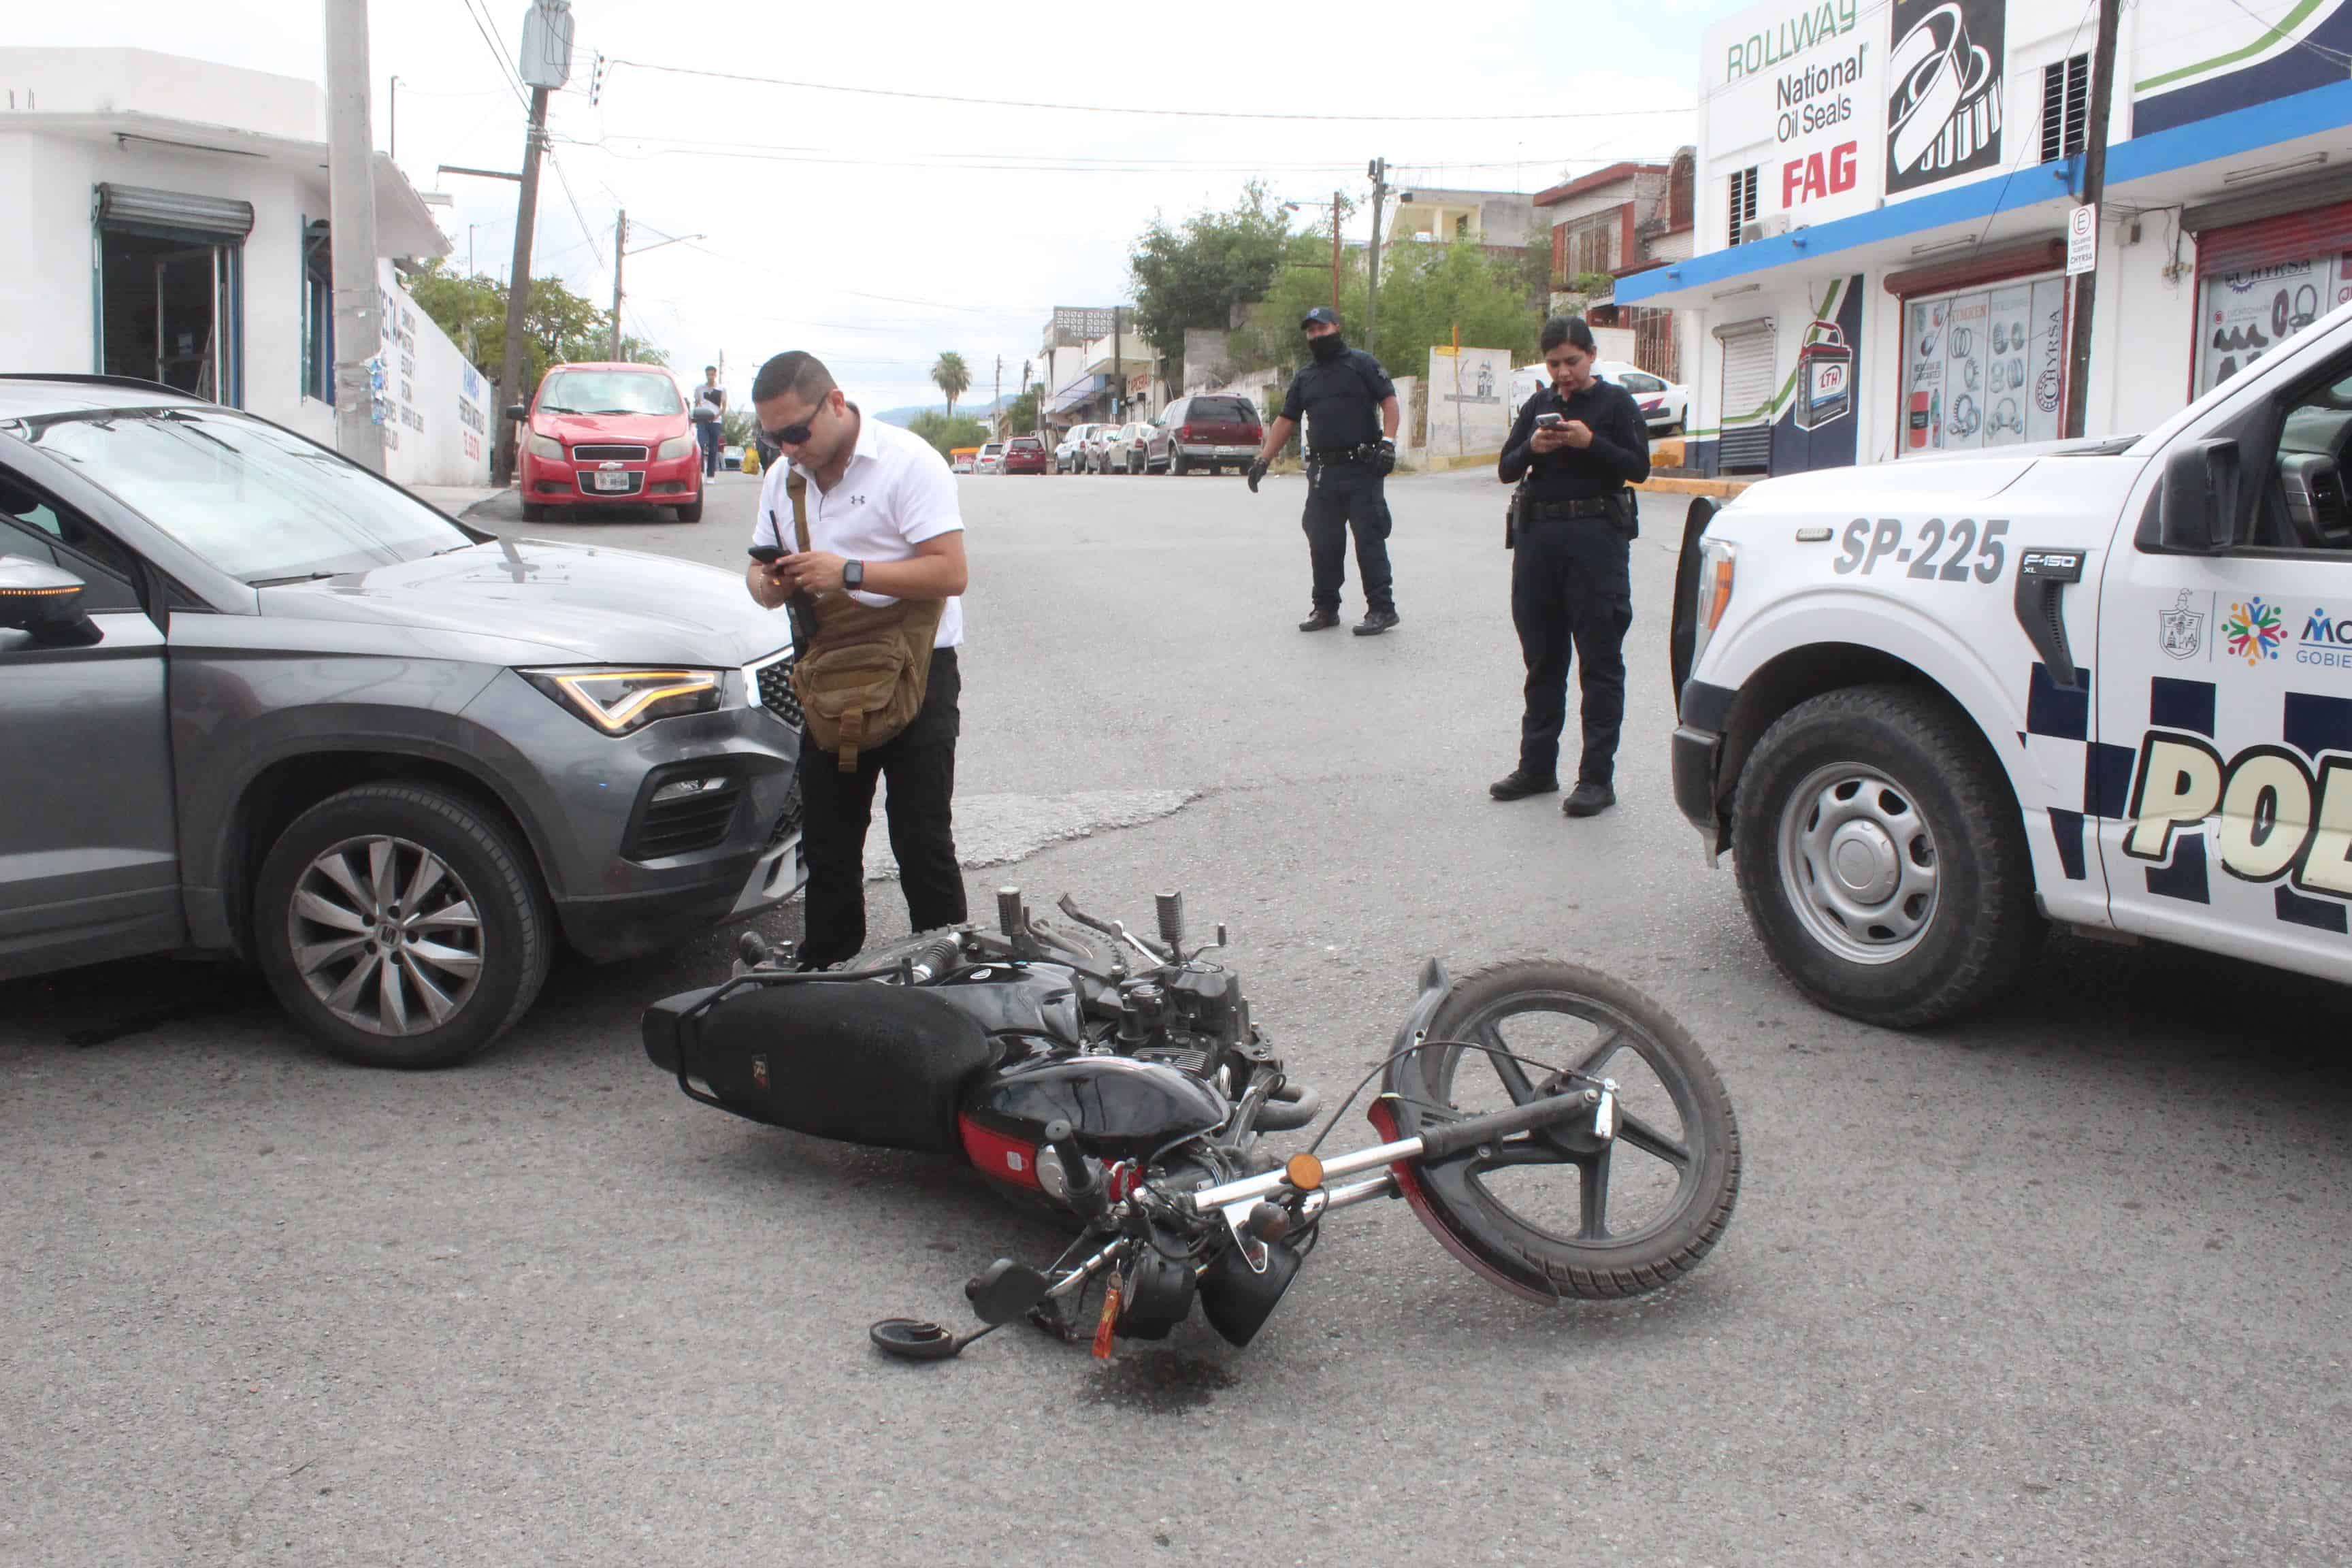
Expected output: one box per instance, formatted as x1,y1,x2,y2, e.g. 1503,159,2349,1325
25,407,475,584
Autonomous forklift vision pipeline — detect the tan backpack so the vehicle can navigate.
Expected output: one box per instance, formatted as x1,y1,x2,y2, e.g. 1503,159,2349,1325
783,470,945,771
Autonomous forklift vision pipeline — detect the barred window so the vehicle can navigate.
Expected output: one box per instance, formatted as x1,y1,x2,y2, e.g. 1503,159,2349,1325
1728,168,1759,246
2041,54,2090,164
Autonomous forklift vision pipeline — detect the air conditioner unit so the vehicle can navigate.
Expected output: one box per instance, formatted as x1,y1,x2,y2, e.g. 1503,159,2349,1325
1740,214,1791,244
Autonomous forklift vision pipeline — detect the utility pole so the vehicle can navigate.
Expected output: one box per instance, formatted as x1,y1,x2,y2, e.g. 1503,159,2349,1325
324,0,384,471
609,209,626,360
1366,157,1388,359
493,86,551,485
1111,306,1124,421
2063,0,2123,440
388,76,400,163
994,354,1003,438
1330,190,1344,318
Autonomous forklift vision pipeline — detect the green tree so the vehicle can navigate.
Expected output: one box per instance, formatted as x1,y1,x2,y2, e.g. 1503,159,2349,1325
1237,236,1542,385
720,407,755,448
906,410,990,459
1003,384,1042,434
406,259,664,400
930,353,972,418
1130,182,1295,392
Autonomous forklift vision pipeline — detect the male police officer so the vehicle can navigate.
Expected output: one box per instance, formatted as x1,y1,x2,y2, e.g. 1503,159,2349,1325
1247,307,1402,635
1490,316,1650,817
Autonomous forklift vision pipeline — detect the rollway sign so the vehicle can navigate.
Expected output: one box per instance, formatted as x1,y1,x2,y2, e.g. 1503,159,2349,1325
1721,0,1872,214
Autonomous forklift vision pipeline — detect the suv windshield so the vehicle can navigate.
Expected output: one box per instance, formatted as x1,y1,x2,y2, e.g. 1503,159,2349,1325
26,406,474,584
538,370,682,416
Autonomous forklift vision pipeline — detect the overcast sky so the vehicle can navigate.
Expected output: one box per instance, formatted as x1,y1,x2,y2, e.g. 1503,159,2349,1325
20,0,1750,410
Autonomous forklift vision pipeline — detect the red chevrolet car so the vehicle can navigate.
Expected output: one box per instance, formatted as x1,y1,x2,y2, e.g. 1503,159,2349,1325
509,363,704,523
1000,434,1049,474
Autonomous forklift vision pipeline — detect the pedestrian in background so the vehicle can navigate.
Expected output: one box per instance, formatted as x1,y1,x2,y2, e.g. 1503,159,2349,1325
1246,307,1402,636
692,364,726,480
1489,315,1650,818
744,350,970,968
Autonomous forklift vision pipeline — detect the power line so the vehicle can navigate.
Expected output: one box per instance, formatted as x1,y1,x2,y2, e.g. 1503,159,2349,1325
455,0,527,107
604,56,1697,122
2219,0,2352,68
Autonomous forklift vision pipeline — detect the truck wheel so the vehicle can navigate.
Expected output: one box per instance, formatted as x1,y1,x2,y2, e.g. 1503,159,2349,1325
1731,685,2038,1028
253,783,552,1068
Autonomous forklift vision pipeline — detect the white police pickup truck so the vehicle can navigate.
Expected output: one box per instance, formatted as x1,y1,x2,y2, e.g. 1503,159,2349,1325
1669,300,2352,1026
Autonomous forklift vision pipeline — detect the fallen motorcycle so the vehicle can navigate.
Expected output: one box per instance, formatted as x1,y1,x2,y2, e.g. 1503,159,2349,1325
642,889,1740,1361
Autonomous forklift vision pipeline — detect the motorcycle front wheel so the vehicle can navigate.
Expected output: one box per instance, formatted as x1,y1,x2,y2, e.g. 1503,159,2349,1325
1401,961,1740,1301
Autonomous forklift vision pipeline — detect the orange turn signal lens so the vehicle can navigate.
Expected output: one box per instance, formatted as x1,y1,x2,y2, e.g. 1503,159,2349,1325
1284,1153,1324,1191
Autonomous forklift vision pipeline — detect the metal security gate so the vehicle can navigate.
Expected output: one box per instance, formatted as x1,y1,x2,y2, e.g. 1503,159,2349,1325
1716,318,1776,474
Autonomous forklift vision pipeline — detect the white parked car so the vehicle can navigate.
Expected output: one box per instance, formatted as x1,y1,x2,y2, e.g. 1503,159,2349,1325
975,441,1006,474
1055,423,1100,474
1592,361,1689,436
1668,295,2352,1027
1100,421,1154,476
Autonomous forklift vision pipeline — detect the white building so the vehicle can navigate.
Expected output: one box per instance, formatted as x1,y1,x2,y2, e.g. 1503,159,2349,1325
1621,0,2352,479
0,48,489,487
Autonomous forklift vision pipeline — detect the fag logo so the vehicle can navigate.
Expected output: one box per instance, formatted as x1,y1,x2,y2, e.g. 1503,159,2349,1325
2125,732,2352,896
2223,598,2285,664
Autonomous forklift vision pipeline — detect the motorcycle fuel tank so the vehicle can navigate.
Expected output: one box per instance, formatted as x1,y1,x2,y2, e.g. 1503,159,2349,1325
964,1055,1227,1162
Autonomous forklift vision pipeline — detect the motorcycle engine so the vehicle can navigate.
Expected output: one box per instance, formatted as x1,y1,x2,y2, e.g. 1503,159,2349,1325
1115,965,1255,1077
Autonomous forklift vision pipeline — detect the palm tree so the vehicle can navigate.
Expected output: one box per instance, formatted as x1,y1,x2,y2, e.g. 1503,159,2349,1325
931,352,971,419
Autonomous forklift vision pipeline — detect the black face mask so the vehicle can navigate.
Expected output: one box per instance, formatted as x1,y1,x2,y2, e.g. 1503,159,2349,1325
1309,333,1347,365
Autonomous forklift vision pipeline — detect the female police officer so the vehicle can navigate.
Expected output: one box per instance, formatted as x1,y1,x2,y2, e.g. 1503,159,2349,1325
1489,315,1650,817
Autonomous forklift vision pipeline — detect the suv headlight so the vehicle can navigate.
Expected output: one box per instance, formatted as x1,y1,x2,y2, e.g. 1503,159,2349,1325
1690,538,1738,672
657,434,696,461
522,667,728,734
526,432,565,459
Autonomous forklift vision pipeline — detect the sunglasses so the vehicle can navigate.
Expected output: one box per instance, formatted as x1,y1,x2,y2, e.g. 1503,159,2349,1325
757,402,827,447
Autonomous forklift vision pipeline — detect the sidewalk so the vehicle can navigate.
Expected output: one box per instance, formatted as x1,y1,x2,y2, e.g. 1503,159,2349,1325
412,482,509,518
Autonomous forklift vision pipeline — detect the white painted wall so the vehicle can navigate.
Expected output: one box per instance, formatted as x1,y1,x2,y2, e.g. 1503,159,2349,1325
375,260,491,488
1424,346,1512,457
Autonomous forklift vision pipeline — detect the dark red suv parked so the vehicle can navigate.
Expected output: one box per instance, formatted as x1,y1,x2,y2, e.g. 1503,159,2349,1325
1000,434,1049,474
1145,395,1263,476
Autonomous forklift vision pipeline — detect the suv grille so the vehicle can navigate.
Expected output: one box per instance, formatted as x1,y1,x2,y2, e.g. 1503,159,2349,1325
625,775,746,860
572,444,649,461
766,777,804,847
751,653,804,729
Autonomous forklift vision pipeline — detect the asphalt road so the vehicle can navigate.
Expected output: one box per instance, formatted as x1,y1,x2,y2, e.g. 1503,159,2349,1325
5,468,2350,1567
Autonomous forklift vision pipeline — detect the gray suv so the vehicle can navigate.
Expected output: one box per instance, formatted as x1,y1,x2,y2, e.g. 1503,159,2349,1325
0,376,804,1068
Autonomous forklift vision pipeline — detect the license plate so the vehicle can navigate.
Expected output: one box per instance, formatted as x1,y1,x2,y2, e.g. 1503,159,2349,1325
593,471,632,492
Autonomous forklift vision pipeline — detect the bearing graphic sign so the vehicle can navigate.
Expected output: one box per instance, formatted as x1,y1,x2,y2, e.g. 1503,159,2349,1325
1886,0,2004,194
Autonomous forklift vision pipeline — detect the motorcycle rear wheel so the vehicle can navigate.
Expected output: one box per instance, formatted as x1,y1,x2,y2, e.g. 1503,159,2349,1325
1408,962,1740,1301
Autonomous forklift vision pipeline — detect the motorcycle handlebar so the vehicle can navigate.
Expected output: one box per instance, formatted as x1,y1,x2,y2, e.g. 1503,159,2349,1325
1414,1089,1599,1162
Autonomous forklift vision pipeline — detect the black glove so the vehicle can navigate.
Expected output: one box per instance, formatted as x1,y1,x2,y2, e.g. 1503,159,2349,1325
1245,456,1269,493
1373,438,1396,477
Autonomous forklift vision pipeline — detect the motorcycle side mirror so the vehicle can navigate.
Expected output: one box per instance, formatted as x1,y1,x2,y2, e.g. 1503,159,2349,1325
964,1259,1052,1326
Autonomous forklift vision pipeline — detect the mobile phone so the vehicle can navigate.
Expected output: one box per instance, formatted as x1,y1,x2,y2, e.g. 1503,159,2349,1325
1535,412,1564,427
747,544,785,564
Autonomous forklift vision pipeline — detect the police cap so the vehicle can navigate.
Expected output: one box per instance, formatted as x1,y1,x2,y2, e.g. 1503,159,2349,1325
1300,306,1340,329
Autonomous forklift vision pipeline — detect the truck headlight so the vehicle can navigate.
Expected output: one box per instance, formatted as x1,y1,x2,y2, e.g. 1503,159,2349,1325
526,432,565,459
657,434,696,461
1690,538,1737,671
522,667,728,734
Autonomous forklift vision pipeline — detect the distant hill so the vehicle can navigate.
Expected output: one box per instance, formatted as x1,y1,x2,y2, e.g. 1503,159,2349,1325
875,396,1007,427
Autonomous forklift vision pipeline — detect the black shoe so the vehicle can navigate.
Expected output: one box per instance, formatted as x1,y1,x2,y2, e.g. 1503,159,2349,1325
1298,607,1340,632
1489,768,1558,801
1353,607,1401,636
1563,781,1616,817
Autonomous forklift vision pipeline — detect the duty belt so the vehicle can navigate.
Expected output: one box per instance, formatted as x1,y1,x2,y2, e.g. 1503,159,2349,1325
1528,495,1620,521
1309,444,1382,464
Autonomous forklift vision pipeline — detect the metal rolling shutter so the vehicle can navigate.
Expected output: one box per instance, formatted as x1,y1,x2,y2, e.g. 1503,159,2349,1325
93,183,256,240
1716,318,1776,474
2189,196,2352,278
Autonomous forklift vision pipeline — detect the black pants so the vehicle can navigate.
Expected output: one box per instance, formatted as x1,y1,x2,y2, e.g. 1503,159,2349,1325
1512,515,1631,787
1301,461,1394,613
796,648,966,968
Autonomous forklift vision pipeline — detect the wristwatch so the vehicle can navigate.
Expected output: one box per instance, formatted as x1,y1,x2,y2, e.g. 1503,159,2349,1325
842,559,865,591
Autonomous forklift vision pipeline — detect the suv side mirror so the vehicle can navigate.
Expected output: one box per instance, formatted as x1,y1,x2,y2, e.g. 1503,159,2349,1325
505,404,529,423
0,554,98,645
2157,438,2244,553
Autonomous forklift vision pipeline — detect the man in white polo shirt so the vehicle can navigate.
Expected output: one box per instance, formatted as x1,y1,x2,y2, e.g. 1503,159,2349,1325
745,350,970,968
